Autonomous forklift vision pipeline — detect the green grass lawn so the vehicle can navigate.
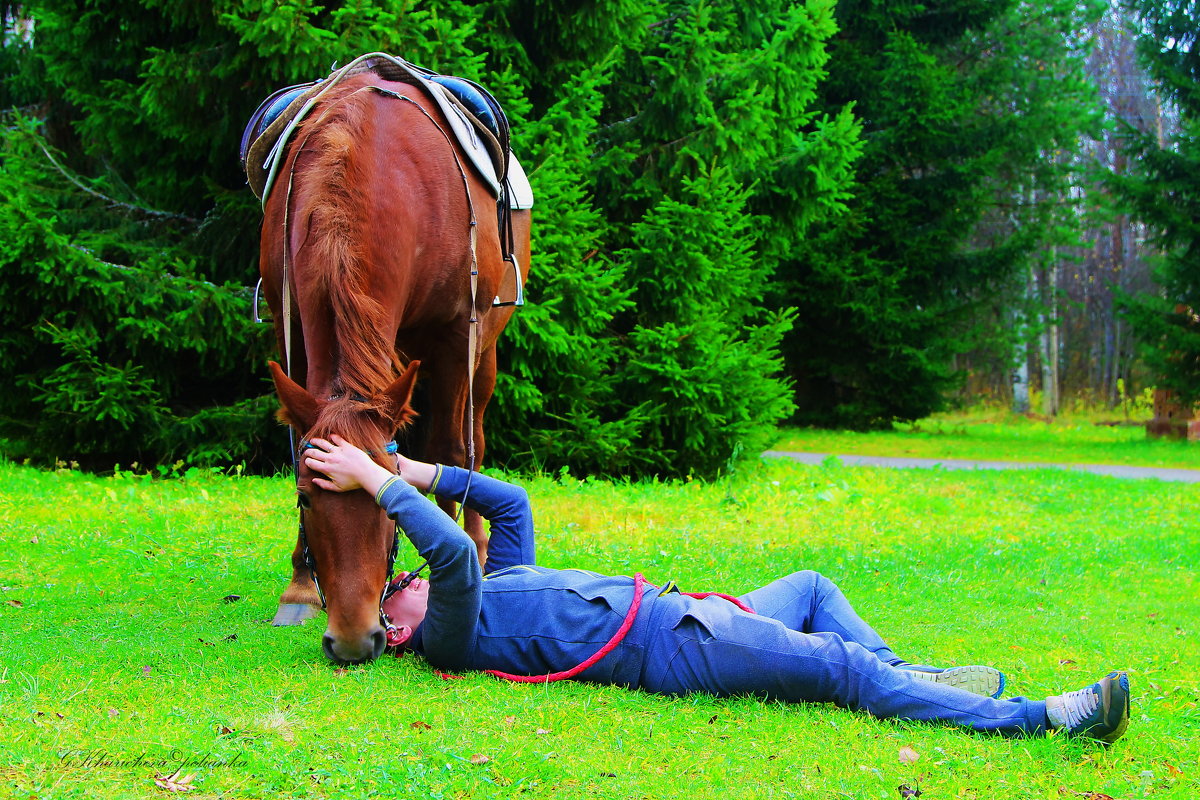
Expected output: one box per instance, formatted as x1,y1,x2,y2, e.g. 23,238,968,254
1,453,1197,799
772,409,1200,471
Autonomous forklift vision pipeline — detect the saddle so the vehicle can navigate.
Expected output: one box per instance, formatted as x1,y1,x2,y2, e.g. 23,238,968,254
240,53,531,305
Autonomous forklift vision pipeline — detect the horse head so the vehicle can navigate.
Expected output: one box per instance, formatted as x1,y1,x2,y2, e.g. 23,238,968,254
268,359,420,664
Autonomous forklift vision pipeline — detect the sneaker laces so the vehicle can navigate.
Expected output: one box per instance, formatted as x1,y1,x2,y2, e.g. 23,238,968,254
1047,685,1101,729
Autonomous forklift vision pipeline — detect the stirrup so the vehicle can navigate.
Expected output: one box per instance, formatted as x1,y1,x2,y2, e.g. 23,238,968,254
493,253,524,307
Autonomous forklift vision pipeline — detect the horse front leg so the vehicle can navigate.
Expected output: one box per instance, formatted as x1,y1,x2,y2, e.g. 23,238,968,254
272,528,323,626
458,344,501,564
423,353,489,567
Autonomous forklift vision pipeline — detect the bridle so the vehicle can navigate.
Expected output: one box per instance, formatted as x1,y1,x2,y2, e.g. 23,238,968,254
294,436,404,636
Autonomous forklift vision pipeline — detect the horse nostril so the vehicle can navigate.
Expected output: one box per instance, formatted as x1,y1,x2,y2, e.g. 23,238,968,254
321,632,342,662
322,628,386,664
369,627,386,660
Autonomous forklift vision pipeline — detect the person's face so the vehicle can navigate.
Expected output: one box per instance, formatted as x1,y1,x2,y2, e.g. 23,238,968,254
383,573,430,635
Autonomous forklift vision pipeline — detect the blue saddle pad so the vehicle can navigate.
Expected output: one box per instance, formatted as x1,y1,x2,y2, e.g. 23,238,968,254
239,82,315,168
425,75,505,145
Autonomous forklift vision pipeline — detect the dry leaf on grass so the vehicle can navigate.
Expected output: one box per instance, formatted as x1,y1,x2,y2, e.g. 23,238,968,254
154,769,197,792
897,783,922,798
5,599,23,608
410,721,432,730
898,745,920,764
469,753,491,765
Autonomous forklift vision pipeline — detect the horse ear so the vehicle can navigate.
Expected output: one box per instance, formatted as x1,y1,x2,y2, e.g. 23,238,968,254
268,361,321,432
384,360,421,429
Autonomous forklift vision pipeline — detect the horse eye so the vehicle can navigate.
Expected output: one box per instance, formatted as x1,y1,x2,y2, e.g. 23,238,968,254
297,491,312,509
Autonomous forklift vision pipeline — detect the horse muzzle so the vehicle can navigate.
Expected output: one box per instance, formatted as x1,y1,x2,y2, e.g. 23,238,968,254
322,624,387,664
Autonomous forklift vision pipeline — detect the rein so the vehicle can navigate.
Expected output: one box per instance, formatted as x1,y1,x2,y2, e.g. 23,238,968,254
478,577,756,684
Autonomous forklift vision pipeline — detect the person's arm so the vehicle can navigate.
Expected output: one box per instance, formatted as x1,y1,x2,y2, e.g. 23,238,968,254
303,436,480,668
374,476,480,668
429,465,535,573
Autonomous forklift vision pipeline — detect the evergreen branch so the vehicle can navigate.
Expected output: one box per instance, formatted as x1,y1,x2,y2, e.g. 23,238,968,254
32,136,198,225
66,244,257,298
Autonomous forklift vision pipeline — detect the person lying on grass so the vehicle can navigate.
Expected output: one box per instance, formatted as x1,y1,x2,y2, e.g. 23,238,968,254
302,434,1130,744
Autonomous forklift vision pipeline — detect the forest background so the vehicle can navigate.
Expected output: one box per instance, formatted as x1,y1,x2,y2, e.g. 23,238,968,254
1,0,1197,479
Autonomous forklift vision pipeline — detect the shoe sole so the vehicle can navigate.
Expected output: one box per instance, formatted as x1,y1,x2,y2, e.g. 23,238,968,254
910,665,1005,699
1094,671,1131,744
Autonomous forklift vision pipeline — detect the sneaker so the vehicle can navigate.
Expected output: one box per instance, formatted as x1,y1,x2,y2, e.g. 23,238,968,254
1045,671,1131,743
899,664,1006,699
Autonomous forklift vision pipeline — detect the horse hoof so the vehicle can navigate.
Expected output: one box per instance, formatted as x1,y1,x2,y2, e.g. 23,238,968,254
272,603,321,626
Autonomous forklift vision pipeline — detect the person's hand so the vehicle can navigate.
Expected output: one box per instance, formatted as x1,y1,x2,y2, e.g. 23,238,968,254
303,434,391,495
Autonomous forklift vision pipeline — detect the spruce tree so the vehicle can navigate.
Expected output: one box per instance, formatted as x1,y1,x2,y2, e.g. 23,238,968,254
2,0,858,476
1117,0,1200,404
776,0,1104,427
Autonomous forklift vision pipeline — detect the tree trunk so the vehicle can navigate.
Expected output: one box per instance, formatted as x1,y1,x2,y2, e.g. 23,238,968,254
1040,253,1060,416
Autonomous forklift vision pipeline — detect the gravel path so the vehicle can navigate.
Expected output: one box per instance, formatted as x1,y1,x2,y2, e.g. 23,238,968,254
762,451,1200,483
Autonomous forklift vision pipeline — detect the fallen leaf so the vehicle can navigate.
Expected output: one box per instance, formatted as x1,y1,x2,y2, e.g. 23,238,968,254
410,721,431,730
897,784,922,798
598,772,617,778
222,634,238,642
141,666,152,676
154,769,197,792
108,709,120,718
502,715,517,726
1058,659,1077,667
707,714,718,724
899,745,920,764
29,536,38,544
333,668,348,677
5,600,23,608
222,595,242,604
1165,762,1183,778
536,728,551,735
216,725,234,735
469,753,490,765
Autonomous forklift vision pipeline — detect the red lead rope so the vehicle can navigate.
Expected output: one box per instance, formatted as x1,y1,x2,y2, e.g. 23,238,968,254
480,574,755,684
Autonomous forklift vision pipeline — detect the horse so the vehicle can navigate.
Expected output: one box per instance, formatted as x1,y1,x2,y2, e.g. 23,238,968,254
257,69,531,664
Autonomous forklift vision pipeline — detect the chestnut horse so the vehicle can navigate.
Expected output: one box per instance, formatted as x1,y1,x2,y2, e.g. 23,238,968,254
259,72,530,663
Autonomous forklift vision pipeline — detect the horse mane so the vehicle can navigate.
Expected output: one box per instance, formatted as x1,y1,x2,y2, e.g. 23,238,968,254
295,79,402,401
